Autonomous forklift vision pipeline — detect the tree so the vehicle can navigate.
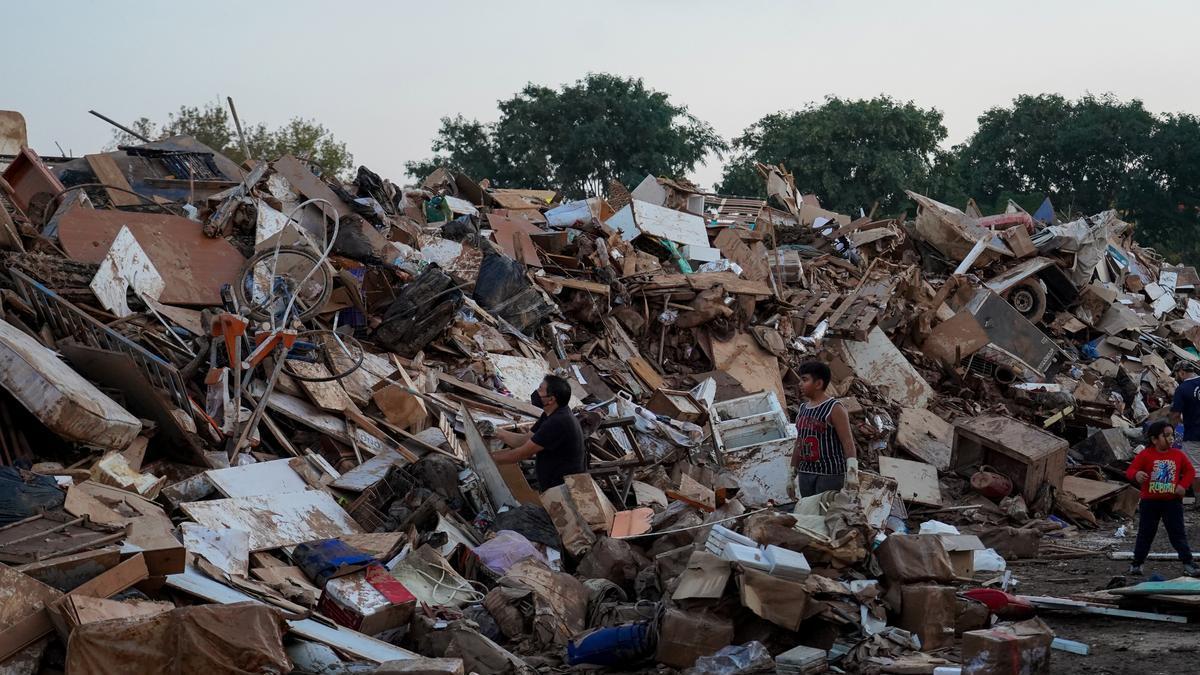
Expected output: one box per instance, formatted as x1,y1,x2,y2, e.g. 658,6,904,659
407,73,726,198
104,101,354,178
953,93,1155,215
1122,112,1200,263
717,96,947,215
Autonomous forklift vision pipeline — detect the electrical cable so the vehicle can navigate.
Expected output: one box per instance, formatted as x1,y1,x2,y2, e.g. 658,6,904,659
39,182,182,225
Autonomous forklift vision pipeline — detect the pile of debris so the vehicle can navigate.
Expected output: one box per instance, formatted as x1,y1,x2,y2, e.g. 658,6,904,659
0,111,1197,674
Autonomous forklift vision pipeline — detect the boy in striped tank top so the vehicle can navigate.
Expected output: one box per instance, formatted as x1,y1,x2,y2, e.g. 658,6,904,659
787,361,858,500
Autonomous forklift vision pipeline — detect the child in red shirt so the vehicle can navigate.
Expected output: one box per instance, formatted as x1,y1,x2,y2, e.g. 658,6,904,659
1125,420,1199,576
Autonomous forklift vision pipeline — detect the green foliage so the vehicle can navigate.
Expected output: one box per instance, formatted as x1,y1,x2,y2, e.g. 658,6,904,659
105,101,353,178
717,96,948,215
954,93,1155,215
406,73,726,198
1122,113,1200,263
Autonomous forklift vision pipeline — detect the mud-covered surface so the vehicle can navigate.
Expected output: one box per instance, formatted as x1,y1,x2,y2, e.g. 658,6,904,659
1014,509,1200,675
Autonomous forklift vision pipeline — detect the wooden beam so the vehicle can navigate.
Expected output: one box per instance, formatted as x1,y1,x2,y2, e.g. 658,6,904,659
459,404,518,511
436,372,541,418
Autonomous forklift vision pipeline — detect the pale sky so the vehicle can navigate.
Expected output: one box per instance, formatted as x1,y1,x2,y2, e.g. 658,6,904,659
7,1,1198,190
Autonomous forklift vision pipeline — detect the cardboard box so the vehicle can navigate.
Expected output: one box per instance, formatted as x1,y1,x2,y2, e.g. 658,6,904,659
318,565,416,636
875,534,955,583
899,585,957,650
655,608,733,669
962,619,1053,674
939,534,985,578
737,567,809,631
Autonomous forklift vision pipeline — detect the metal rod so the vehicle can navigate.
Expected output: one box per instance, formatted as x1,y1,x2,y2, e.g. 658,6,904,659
88,110,152,143
226,96,253,162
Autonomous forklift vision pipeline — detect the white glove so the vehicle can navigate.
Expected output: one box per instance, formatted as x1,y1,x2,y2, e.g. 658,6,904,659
845,457,860,486
786,466,798,500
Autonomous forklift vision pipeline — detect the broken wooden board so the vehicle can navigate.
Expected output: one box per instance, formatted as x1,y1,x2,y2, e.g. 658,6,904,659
180,491,363,552
1062,475,1124,505
85,153,140,206
609,200,709,248
0,554,149,665
205,459,311,499
922,311,990,366
57,208,247,306
896,408,953,471
487,212,543,266
436,372,541,418
255,387,402,458
18,548,122,592
708,331,786,408
879,456,942,506
288,360,354,413
272,154,354,222
838,326,933,409
330,449,408,492
498,463,542,506
372,362,427,431
460,405,519,511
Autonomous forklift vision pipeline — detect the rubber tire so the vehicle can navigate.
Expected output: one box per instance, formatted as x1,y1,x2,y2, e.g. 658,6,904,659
1005,279,1047,324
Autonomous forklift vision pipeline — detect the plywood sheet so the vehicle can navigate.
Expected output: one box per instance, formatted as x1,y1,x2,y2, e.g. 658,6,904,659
181,491,362,552
839,326,933,409
896,408,953,470
330,450,407,492
206,459,311,498
57,209,247,306
487,213,543,266
1062,475,1124,504
879,456,942,506
709,332,786,407
609,200,709,248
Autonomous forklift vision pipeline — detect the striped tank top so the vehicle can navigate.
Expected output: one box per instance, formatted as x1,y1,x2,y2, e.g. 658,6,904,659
794,398,846,475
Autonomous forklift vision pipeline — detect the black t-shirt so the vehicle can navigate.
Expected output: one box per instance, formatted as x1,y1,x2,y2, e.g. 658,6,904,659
529,406,585,490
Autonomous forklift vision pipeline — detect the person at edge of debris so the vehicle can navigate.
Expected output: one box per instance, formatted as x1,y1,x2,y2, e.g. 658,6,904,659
786,361,858,500
1170,360,1200,490
1125,420,1200,577
490,374,585,492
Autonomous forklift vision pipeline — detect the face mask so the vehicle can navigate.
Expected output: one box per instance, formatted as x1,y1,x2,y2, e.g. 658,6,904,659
531,391,545,409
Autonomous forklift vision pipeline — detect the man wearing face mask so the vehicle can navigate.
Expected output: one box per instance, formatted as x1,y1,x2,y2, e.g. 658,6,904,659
491,374,585,491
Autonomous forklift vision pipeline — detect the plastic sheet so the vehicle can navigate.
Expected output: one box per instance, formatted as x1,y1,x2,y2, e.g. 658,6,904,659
683,641,773,675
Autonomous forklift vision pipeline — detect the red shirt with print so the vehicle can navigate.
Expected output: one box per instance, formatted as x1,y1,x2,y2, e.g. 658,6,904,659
1126,446,1196,501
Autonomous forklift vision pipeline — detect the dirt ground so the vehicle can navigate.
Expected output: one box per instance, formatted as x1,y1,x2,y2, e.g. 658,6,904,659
1008,507,1200,675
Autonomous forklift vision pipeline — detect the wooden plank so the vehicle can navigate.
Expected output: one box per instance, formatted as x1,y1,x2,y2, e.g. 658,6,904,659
629,356,665,391
205,458,310,498
1062,475,1124,505
255,387,397,457
498,463,542,506
895,408,953,471
330,450,407,492
287,361,354,413
1020,595,1187,623
537,275,610,296
0,554,148,664
57,209,247,307
879,456,942,506
460,405,519,510
181,491,362,552
85,154,140,207
436,372,541,418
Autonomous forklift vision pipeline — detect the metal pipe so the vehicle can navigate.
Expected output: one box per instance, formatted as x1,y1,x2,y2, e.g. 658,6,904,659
88,110,152,143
